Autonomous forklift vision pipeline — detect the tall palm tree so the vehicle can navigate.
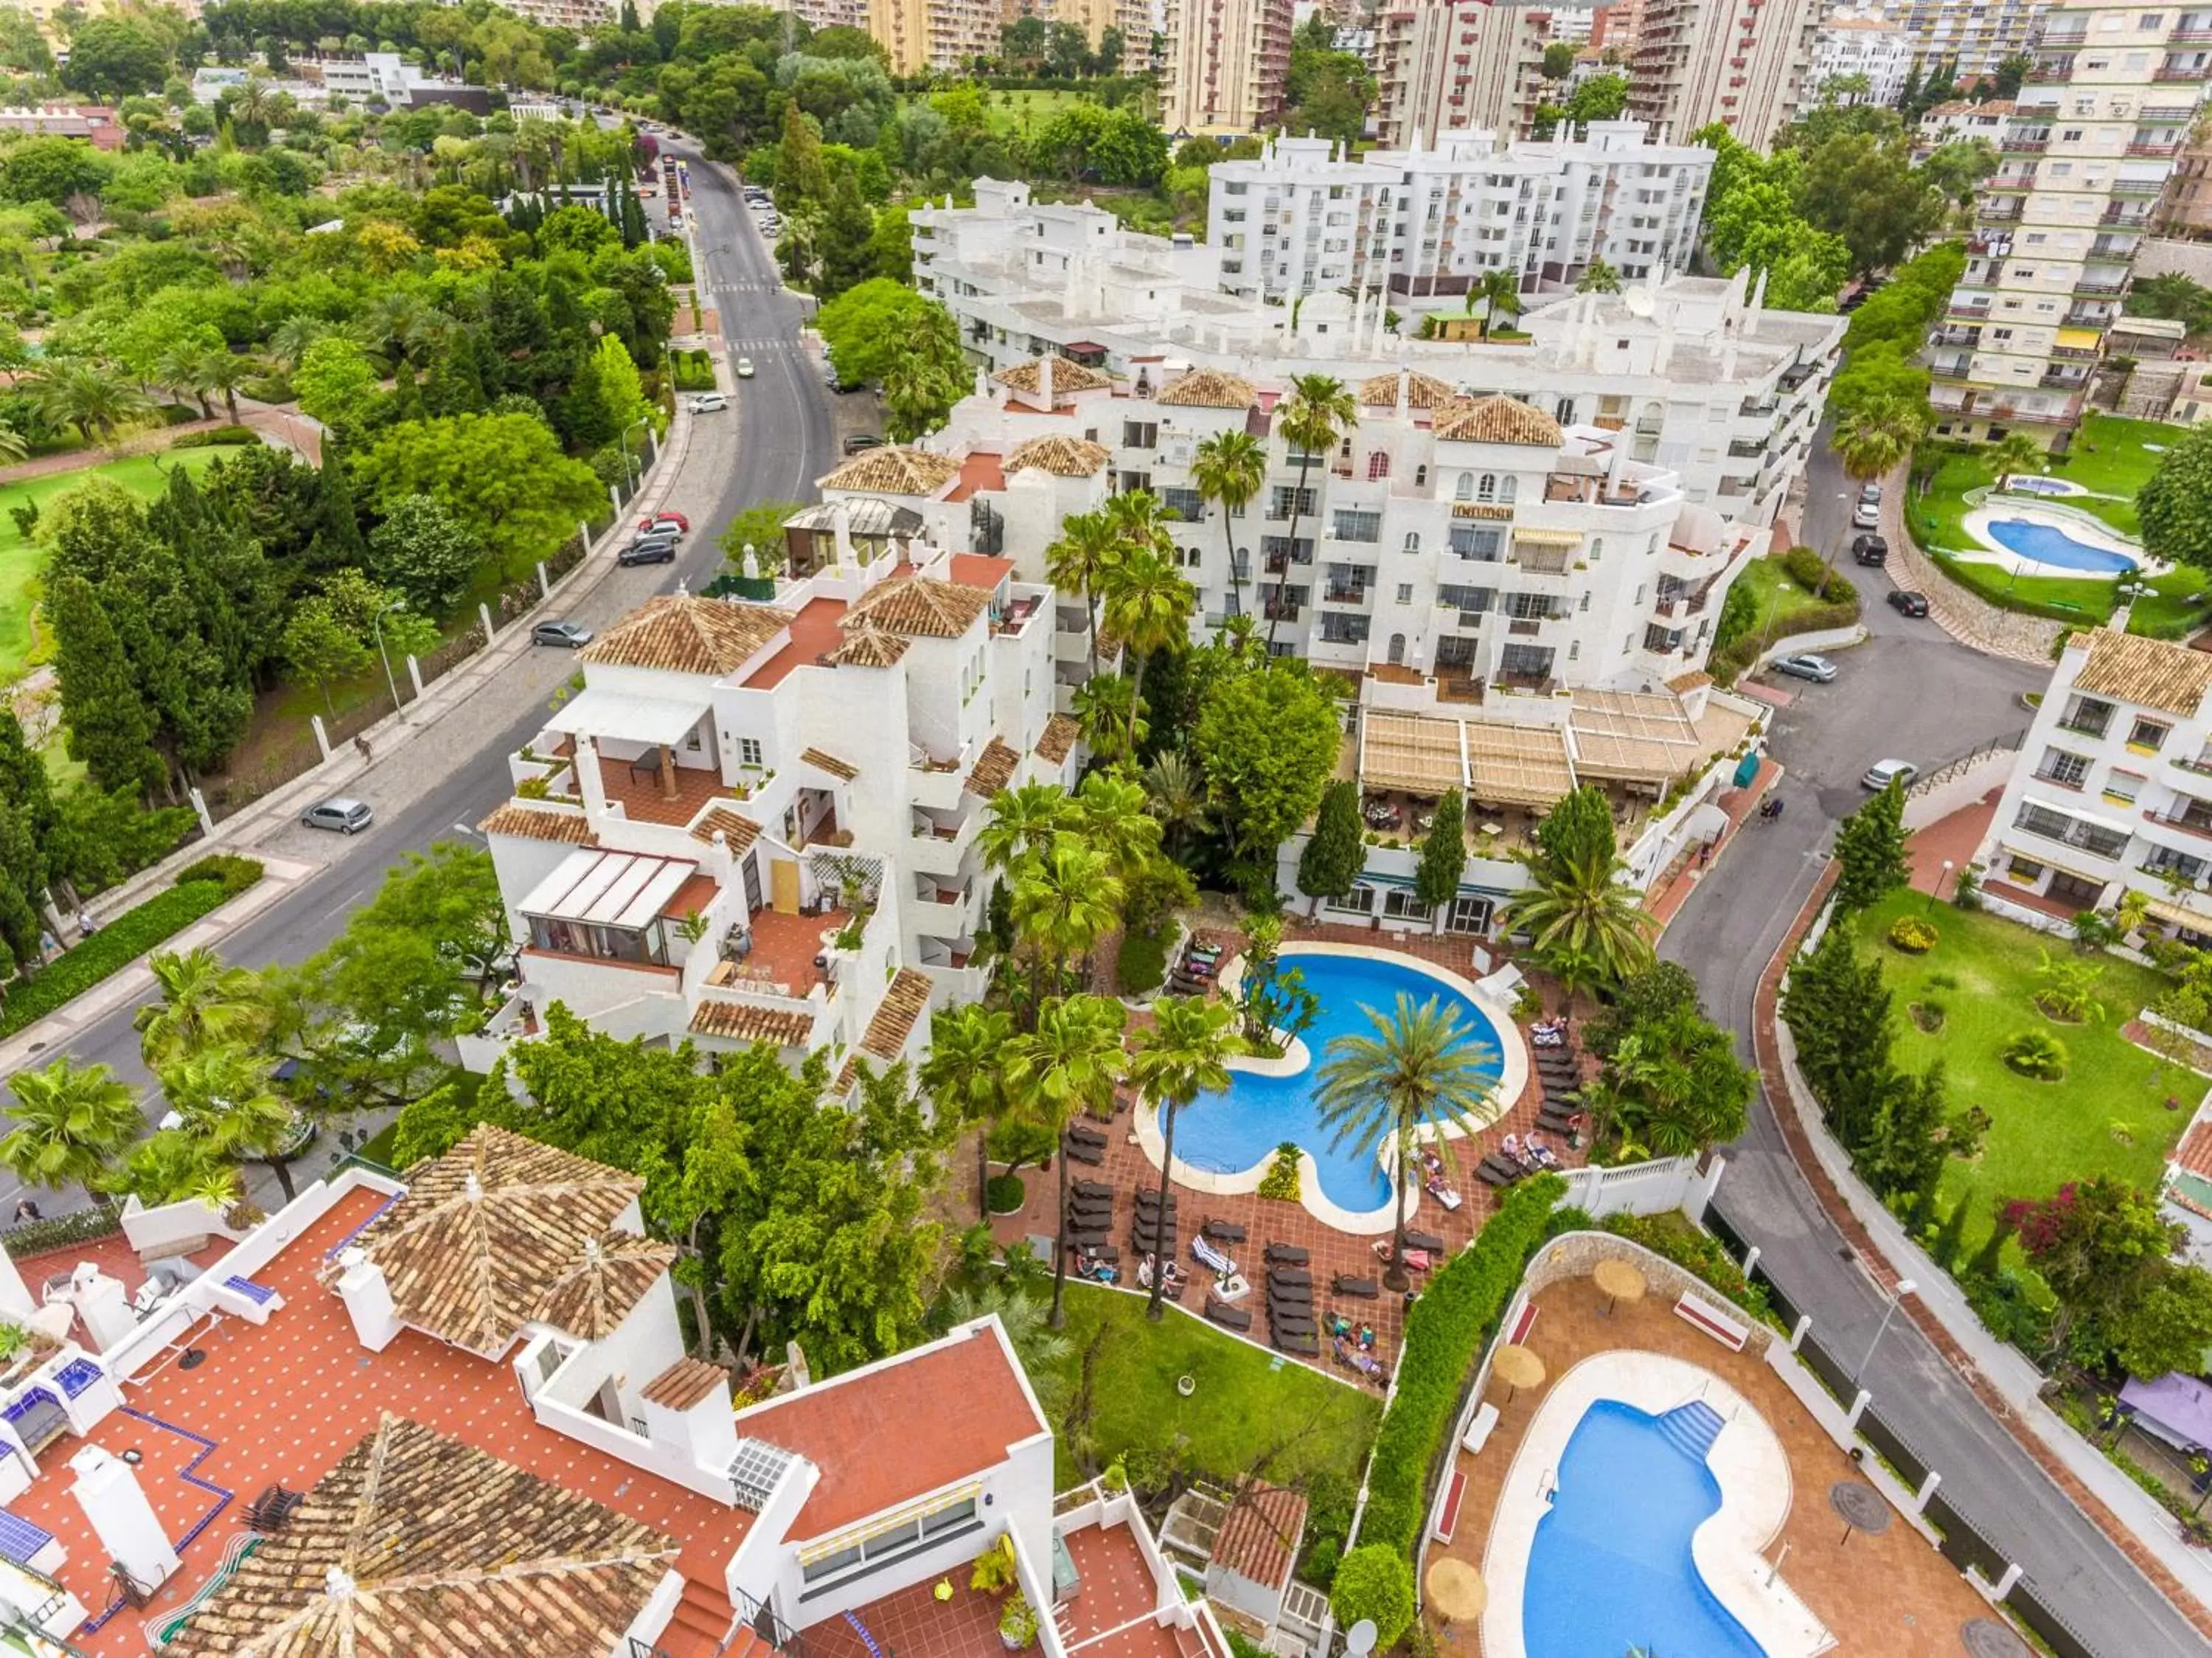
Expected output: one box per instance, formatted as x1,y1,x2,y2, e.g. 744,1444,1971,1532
1011,839,1124,1023
1102,547,1195,754
156,341,217,419
0,1058,142,1196
1009,993,1129,1327
1270,374,1357,651
199,349,259,424
135,948,267,1072
1988,429,2046,494
919,1003,1017,1222
1478,269,1522,339
30,361,154,445
1504,843,1656,985
1072,673,1144,767
1127,996,1247,1320
1144,753,1208,857
1045,510,1121,676
1190,429,1267,632
980,782,1074,881
1314,994,1500,1289
161,1044,302,1201
1071,769,1161,884
1833,395,1927,499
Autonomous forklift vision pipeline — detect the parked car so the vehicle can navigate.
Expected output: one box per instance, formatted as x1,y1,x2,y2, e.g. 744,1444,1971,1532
692,393,728,413
1772,653,1837,683
843,433,886,455
1862,759,1919,791
1887,589,1931,617
619,538,679,566
532,620,594,648
639,511,689,533
302,797,373,834
1851,533,1888,565
736,357,755,378
1860,482,1883,505
1852,499,1882,530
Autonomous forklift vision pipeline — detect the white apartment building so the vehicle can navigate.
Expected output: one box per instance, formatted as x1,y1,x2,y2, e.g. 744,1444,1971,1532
1806,9,1916,105
1975,624,2212,943
869,0,1001,74
1370,0,1559,148
1930,0,2209,443
1914,96,2017,154
1204,122,1711,301
1161,0,1295,132
468,536,1080,1081
1627,0,1821,145
1896,0,2049,78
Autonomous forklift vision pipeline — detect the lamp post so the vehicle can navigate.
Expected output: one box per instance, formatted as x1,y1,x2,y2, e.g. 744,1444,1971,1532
370,598,407,726
619,414,652,493
1927,859,1953,915
1857,1277,1917,1379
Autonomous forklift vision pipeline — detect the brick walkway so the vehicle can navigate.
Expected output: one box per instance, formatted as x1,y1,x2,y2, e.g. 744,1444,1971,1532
1427,1277,1994,1658
1907,791,2002,901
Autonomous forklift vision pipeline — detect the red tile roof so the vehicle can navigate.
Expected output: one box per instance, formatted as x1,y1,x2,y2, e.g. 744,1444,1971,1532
2175,1114,2212,1181
950,553,1017,591
1209,1483,1307,1591
740,1322,1044,1538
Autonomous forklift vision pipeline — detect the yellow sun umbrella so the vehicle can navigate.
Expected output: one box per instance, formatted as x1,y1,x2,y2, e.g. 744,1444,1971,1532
1593,1258,1648,1317
1425,1558,1487,1623
1492,1343,1545,1403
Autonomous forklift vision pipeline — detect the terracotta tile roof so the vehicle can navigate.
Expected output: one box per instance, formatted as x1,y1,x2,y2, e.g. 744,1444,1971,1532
1034,712,1080,765
1209,1482,1307,1591
838,968,934,1090
998,355,1114,395
582,596,793,676
689,1000,815,1046
2073,629,2212,718
1006,434,1113,476
335,1124,676,1358
740,1322,1044,1538
820,447,961,496
2175,1114,2212,1181
691,805,763,850
802,746,859,780
1357,370,1458,409
1158,369,1259,409
162,1417,677,1657
1433,394,1565,448
642,1356,733,1411
479,802,594,844
830,620,913,667
1666,670,1714,693
849,576,992,639
965,737,1022,798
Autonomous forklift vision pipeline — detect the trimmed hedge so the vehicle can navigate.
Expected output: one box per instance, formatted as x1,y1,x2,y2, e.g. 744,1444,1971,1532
1,1199,124,1260
1116,926,1169,996
170,426,262,449
1358,1173,1563,1555
0,859,265,1038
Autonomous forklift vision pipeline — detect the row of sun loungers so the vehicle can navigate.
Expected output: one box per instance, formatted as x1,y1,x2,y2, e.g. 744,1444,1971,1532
1170,940,1225,996
1266,1264,1318,1356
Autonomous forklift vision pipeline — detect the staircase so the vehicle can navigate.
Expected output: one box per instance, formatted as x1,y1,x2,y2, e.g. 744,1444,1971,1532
1653,1400,1725,1465
655,1578,743,1657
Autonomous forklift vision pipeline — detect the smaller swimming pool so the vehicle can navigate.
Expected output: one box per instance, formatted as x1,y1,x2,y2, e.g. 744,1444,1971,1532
1984,517,2138,575
2005,476,2084,498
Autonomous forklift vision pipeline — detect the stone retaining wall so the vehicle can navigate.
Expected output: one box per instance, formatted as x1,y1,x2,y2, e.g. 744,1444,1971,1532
1888,467,2066,665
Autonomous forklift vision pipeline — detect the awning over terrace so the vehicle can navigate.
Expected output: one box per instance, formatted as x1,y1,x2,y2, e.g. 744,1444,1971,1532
517,848,702,929
544,687,712,749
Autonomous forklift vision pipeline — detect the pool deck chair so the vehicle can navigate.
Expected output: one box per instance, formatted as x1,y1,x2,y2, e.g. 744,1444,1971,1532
1433,1470,1468,1544
1206,1297,1253,1333
1505,1301,1538,1345
1674,1291,1751,1351
1461,1402,1500,1456
1475,962,1526,1003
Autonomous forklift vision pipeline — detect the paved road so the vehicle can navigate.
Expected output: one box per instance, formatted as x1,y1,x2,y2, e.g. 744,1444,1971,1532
1664,440,2203,1654
12,142,838,1191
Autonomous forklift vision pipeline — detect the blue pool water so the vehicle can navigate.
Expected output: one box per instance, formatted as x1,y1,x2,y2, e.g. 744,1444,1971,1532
1156,951,1504,1213
2006,476,2081,497
1985,517,2138,575
1525,1400,1767,1658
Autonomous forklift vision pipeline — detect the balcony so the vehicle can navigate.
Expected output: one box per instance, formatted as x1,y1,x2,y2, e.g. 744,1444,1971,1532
700,901,852,1004
2041,367,2089,389
1977,204,2025,223
2051,342,2101,361
2032,766,2087,792
2099,205,2153,226
2126,139,2182,157
2154,63,2206,79
2074,278,2127,297
2147,810,2212,843
2003,135,2051,153
1322,584,1373,606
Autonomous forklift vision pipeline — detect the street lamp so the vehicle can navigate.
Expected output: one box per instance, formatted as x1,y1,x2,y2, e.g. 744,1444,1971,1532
619,414,653,493
1926,859,1954,915
1857,1277,1917,1378
370,598,408,726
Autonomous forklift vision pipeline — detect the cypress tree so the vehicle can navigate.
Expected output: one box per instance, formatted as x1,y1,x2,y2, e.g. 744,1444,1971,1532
1833,780,1911,913
48,573,162,797
305,438,366,572
1297,779,1364,912
1413,788,1468,914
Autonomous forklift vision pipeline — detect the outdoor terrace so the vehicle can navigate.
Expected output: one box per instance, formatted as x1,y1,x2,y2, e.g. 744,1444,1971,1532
703,902,855,1001
595,747,733,828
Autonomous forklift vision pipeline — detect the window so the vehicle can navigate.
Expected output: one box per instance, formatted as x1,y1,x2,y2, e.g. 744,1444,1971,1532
738,737,764,768
1449,527,1503,561
1590,537,1604,561
1415,465,1428,488
1455,472,1475,501
1380,889,1430,920
1438,584,1493,614
2035,748,2091,789
1332,509,1382,543
1477,473,1498,502
2014,800,2131,859
1367,451,1391,480
1161,486,1206,521
2145,846,2207,881
1402,531,1422,554
2129,717,2171,751
1318,613,1370,644
2059,695,2115,737
2104,769,2146,804
1397,583,1414,604
1270,485,1318,518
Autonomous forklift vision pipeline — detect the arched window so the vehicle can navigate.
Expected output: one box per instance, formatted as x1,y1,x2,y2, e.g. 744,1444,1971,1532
1498,476,1517,504
1590,537,1604,562
1415,465,1429,488
1388,633,1407,666
1455,472,1474,501
1367,451,1391,480
1402,531,1421,554
1477,473,1498,502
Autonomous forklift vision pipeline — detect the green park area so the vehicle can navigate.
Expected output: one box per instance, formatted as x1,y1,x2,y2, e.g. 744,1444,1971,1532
0,450,226,683
1851,889,2189,1262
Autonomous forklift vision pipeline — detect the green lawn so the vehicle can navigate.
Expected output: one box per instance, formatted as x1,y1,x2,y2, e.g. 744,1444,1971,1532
1042,1282,1381,1490
1851,890,2191,1259
1,450,226,681
1733,553,1837,632
903,89,1091,138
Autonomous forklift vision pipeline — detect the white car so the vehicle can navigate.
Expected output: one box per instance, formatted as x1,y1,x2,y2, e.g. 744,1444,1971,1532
1862,759,1918,791
692,393,728,413
1852,499,1882,530
735,358,755,378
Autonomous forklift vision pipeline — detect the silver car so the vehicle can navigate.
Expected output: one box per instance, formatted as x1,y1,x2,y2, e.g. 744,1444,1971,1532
302,797,373,834
1772,653,1837,683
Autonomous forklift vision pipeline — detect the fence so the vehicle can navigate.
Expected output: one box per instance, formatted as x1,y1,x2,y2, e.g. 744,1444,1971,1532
1901,729,2027,831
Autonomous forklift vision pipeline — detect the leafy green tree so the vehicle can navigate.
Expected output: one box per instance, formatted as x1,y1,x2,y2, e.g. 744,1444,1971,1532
1832,778,1910,912
2110,1265,2212,1380
1413,788,1467,914
353,412,604,573
880,305,967,443
280,594,374,714
815,277,952,388
1283,43,1374,147
1127,996,1246,1319
45,571,161,796
0,1058,142,1196
1193,660,1341,866
2140,424,2212,577
1604,1010,1753,1156
366,493,484,614
1298,779,1364,912
1330,1547,1415,1648
2004,1176,2183,1356
1781,925,1896,1148
63,20,171,100
294,336,381,430
1315,993,1498,1288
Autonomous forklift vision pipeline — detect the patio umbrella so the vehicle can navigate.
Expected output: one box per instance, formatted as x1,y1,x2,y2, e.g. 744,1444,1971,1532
1492,1343,1545,1404
1593,1258,1648,1318
1425,1558,1486,1624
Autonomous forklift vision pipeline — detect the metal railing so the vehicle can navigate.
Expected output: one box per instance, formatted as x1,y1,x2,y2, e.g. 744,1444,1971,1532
1903,730,2026,799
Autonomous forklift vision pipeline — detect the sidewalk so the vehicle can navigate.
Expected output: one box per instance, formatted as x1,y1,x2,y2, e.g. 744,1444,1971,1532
1646,756,1781,931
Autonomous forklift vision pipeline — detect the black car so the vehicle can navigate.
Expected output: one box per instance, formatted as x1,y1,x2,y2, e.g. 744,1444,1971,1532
1888,589,1931,617
1852,533,1888,566
619,538,679,567
843,434,886,456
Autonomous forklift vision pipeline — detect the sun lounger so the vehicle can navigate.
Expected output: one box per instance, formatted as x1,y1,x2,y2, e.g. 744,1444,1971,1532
1403,1229,1445,1255
1079,1244,1120,1263
1267,1279,1313,1304
1374,1241,1434,1272
1271,1317,1318,1340
1269,1300,1314,1324
1332,1274,1379,1298
1265,1244,1310,1266
1066,1123,1107,1147
1203,1220,1248,1244
1265,1266,1311,1288
1475,1156,1522,1187
1064,1141,1104,1165
1064,1229,1107,1249
1206,1297,1253,1331
1134,1187,1176,1210
1133,1227,1176,1254
1192,1235,1238,1277
1072,1179,1112,1199
1273,1327,1320,1356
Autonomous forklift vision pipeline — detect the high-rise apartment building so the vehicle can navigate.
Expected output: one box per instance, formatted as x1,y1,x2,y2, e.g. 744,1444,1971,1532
2154,122,2212,237
869,0,1001,73
1161,0,1295,131
1627,0,1820,144
1206,123,1711,300
1896,0,2050,80
1371,0,1559,147
1806,9,1916,105
1047,0,1157,57
1929,0,2208,443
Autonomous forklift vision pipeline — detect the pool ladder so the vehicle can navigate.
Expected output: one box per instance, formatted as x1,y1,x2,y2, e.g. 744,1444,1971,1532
1537,1467,1557,1506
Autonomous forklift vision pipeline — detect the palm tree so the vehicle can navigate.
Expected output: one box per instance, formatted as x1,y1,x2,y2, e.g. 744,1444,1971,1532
1833,395,1927,499
0,1058,142,1196
1270,374,1358,651
1144,753,1208,857
1504,843,1656,985
266,314,327,370
1045,510,1121,675
1190,429,1266,632
919,1002,1017,1222
1478,269,1522,338
1009,993,1129,1326
1071,770,1162,882
1988,429,2046,494
1315,995,1501,1288
1102,547,1195,754
1011,839,1124,1022
156,341,217,419
135,948,267,1072
1072,673,1144,766
0,423,26,465
161,1044,302,1201
200,349,259,424
980,782,1074,881
1127,996,1247,1320
30,361,154,445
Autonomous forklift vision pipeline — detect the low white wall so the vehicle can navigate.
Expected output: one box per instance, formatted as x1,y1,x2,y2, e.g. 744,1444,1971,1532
1749,622,1868,671
1556,1154,1705,1220
119,1196,245,1260
1901,749,2019,833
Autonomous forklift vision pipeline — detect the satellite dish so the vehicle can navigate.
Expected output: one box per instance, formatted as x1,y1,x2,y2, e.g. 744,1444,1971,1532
1346,1620,1379,1658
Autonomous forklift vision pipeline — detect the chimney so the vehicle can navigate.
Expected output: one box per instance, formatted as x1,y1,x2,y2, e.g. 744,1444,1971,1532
70,1447,181,1592
335,1246,403,1351
575,735,608,822
1040,354,1054,407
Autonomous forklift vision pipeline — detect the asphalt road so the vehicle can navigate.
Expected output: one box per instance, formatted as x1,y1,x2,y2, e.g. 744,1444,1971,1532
1663,439,2204,1654
20,141,837,1151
